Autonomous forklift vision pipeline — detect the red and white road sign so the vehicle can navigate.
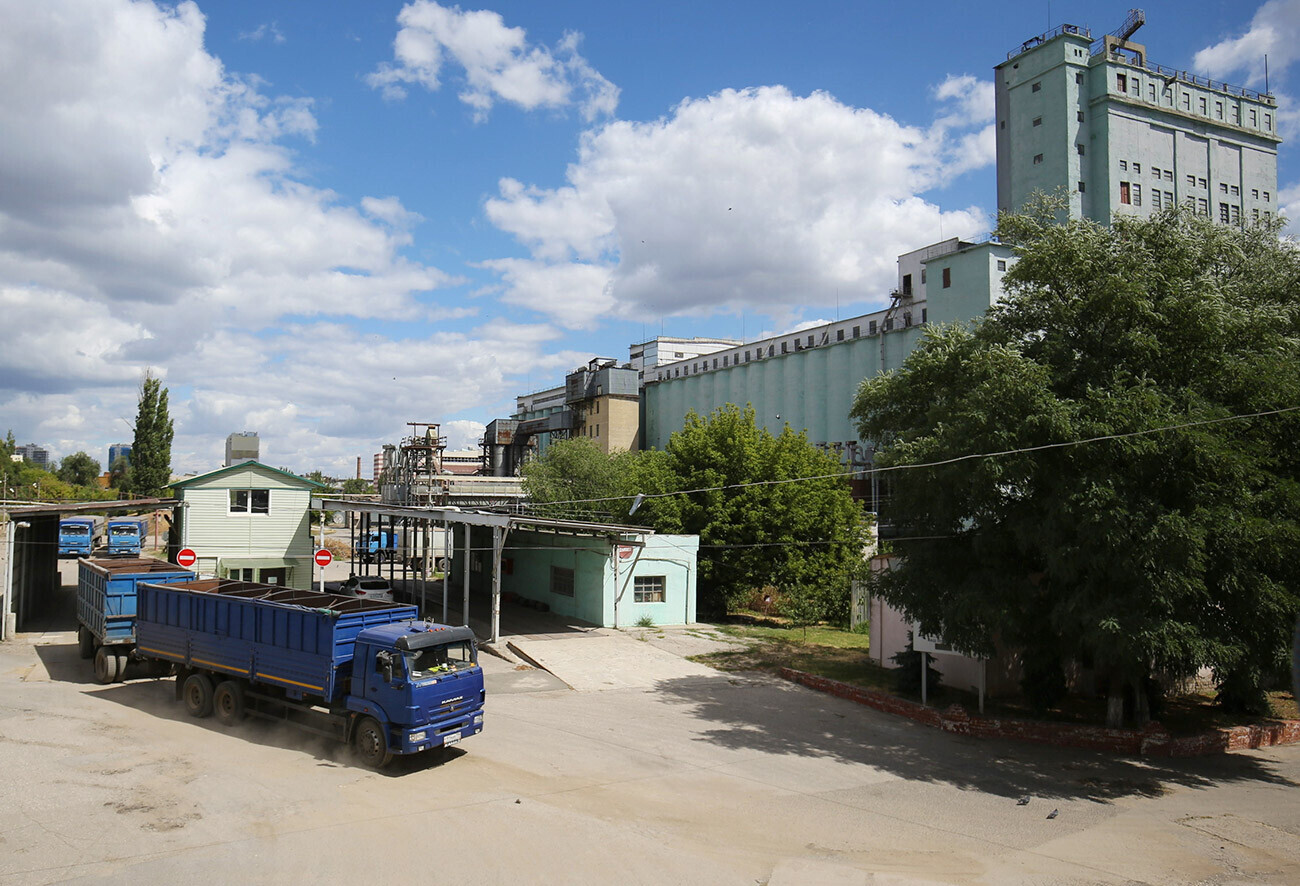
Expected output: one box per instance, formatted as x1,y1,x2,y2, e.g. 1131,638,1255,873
314,548,333,568
617,545,635,560
176,548,197,568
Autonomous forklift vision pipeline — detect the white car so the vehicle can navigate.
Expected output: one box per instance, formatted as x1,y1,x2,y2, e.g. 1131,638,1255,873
340,575,394,604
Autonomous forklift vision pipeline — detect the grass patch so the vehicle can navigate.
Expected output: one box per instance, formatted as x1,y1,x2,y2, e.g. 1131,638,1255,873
696,619,1299,735
693,620,890,692
715,621,872,650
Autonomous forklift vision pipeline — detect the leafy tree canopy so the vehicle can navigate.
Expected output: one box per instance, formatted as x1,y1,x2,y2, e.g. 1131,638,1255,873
521,437,635,521
628,405,866,616
851,207,1300,723
56,451,100,487
126,373,174,498
521,409,867,617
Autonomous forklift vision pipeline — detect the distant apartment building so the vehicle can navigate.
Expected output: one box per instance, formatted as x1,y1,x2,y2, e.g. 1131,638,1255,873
107,442,131,468
224,432,259,467
15,443,49,468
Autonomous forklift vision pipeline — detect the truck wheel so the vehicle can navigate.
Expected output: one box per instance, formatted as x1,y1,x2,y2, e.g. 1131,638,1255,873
213,681,245,726
183,674,215,718
113,651,129,683
77,627,95,660
93,646,119,684
354,717,392,769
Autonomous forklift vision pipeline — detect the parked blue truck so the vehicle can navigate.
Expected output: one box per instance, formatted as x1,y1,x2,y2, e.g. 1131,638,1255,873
77,557,198,683
134,577,485,768
58,516,103,557
105,518,149,556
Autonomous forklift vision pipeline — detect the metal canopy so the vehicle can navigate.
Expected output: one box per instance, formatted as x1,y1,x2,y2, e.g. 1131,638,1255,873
312,498,652,539
0,498,179,518
312,498,653,644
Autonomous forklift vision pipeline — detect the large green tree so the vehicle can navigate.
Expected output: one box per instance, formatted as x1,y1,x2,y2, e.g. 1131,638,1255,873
851,208,1300,724
56,451,100,487
127,373,174,498
628,405,866,617
521,437,636,521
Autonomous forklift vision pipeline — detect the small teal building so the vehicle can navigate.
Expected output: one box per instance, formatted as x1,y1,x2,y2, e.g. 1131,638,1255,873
452,525,698,629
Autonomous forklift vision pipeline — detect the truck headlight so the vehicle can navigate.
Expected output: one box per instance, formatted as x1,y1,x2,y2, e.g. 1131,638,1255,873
473,714,483,724
409,731,427,742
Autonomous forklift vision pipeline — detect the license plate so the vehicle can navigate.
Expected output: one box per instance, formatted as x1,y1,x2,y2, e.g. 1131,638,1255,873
442,732,461,746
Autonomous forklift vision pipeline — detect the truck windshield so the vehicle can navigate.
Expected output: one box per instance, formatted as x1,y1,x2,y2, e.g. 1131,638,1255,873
405,641,476,678
109,526,137,536
62,526,89,536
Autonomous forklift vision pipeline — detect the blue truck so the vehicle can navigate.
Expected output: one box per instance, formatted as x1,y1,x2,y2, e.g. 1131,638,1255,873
76,557,198,683
134,578,485,768
58,516,103,557
105,518,148,556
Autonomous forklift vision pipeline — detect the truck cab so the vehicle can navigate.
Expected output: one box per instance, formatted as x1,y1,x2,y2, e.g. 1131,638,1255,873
59,518,100,557
106,519,146,556
348,623,485,759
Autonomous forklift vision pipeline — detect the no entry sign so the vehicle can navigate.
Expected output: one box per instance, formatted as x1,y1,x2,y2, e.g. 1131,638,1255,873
314,548,333,568
176,548,197,568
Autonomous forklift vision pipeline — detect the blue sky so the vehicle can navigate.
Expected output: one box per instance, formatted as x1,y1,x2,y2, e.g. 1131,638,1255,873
1,0,1297,477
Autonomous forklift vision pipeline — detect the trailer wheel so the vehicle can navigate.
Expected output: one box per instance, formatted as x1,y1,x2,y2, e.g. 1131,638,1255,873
354,717,392,769
77,627,95,660
113,651,129,683
93,646,119,684
183,674,214,718
213,681,245,726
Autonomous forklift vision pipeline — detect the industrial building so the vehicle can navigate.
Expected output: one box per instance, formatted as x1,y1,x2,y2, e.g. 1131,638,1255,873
224,431,259,466
995,12,1280,225
643,12,1277,517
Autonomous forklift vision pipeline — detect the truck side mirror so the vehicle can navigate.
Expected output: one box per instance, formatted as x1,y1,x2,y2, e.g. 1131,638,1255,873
376,651,393,684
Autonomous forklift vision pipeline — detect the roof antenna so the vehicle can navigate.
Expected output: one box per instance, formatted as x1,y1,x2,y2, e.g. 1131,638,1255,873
1265,54,1269,95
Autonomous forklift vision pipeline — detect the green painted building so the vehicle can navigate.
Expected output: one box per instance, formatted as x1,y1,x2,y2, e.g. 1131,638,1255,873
170,461,326,588
995,22,1280,224
643,237,1013,480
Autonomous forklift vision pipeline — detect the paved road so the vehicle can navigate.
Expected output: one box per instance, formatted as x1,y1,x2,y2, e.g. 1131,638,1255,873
2,567,1298,884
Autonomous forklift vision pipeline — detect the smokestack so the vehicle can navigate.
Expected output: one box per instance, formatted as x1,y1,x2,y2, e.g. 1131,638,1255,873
356,456,361,480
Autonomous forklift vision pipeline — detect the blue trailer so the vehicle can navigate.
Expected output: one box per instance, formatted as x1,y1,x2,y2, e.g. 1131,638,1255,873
135,578,485,768
58,517,103,557
76,557,198,683
105,518,148,556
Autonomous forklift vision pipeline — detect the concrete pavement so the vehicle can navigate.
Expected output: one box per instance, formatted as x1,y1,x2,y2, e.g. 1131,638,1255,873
3,562,1299,884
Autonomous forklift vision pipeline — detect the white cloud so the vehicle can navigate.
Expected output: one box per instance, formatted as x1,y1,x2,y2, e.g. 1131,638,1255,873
239,22,285,44
442,419,485,450
368,1,618,121
482,85,990,328
1280,181,1300,234
1193,0,1300,87
0,0,555,475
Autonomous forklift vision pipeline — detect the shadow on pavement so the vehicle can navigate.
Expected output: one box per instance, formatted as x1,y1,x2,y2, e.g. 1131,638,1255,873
653,672,1298,803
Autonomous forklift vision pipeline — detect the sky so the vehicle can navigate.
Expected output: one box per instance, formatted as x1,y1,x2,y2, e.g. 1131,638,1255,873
2,0,1297,478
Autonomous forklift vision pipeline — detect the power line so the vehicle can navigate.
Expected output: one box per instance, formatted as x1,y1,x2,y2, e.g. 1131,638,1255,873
523,404,1300,511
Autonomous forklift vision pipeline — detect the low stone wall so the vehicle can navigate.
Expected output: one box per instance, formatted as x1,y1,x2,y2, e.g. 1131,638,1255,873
776,667,1300,757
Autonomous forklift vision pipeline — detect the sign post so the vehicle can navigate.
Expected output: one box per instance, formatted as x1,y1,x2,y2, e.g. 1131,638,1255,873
314,548,332,594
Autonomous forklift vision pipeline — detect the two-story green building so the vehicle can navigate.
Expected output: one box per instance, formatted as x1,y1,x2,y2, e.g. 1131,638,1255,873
170,461,325,589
